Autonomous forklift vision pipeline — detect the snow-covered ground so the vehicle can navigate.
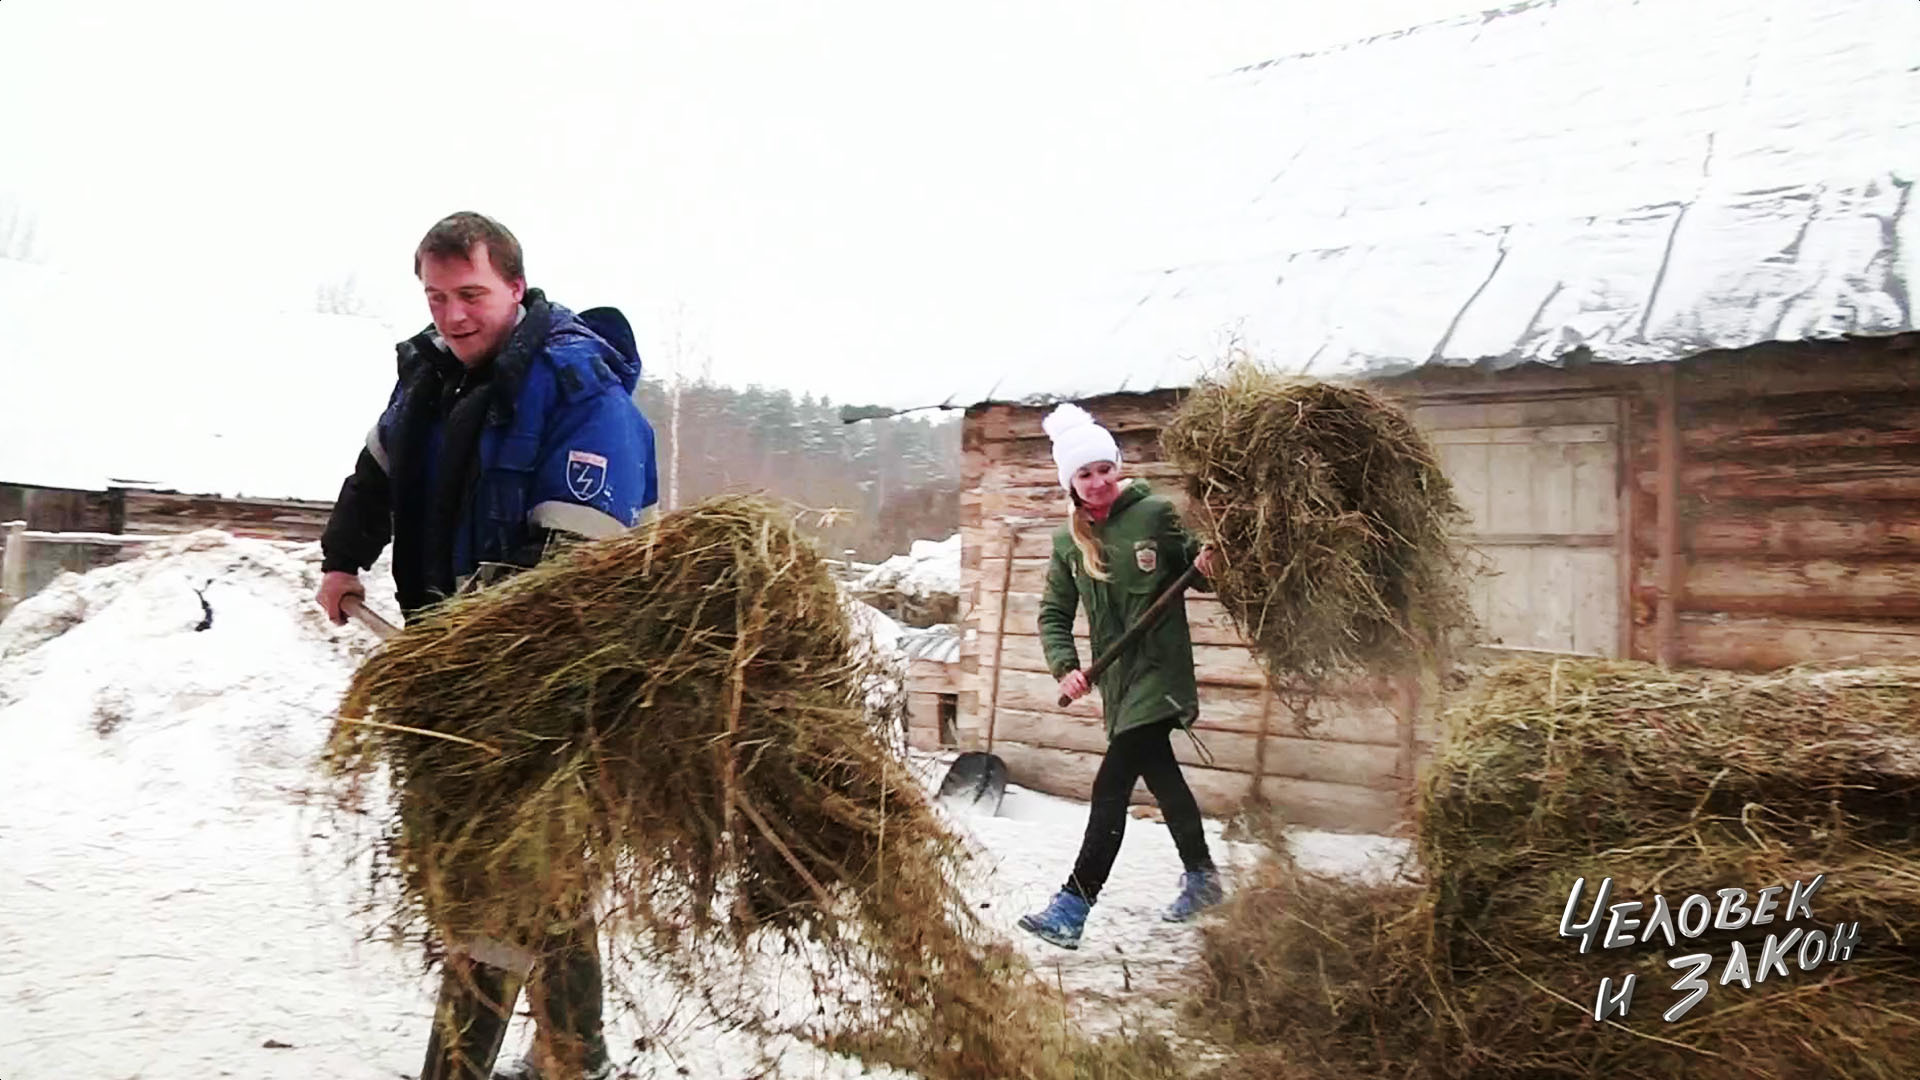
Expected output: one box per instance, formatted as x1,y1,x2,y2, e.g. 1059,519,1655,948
0,532,1410,1079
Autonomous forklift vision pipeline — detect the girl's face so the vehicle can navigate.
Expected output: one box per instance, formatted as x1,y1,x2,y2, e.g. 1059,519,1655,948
1072,460,1122,512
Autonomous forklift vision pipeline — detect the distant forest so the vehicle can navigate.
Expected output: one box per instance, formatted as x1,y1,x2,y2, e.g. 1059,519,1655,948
632,378,962,562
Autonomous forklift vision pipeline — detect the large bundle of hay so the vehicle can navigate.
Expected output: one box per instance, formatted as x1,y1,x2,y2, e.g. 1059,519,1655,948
1193,657,1920,1079
1160,362,1471,692
323,496,1102,1079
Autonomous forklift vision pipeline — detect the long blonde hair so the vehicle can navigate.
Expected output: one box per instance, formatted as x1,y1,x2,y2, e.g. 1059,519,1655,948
1068,492,1110,582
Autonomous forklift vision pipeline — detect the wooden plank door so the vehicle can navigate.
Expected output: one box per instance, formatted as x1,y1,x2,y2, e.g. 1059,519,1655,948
1411,396,1623,657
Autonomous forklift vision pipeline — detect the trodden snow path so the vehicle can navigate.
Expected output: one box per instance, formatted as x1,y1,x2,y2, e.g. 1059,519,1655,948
930,761,1414,1038
0,532,1411,1079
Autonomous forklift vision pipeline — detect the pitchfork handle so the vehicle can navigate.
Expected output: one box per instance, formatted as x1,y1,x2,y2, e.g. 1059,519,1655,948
1058,563,1205,708
341,593,399,642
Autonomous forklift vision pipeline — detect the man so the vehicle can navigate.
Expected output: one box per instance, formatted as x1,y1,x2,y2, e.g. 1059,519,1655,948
317,211,656,1080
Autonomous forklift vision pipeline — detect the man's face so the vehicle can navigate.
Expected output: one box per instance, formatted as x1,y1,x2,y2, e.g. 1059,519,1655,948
420,243,525,366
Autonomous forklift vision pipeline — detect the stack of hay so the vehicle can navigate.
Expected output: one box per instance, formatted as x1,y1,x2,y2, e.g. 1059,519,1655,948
1160,362,1472,698
323,495,1124,1080
1195,657,1920,1080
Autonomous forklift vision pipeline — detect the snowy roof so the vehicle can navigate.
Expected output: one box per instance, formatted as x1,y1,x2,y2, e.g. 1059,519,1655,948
950,0,1920,406
0,261,403,499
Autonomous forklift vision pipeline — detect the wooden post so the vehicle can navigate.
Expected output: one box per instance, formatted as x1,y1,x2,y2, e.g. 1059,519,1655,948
982,524,1020,752
1655,365,1681,667
1248,684,1277,802
1,520,26,619
1615,394,1636,660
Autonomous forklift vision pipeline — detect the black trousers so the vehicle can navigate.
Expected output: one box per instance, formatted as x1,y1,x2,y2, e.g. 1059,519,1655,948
1064,719,1215,903
418,916,609,1080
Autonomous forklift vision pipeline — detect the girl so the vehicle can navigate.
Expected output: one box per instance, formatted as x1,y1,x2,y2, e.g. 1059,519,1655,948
1017,403,1225,950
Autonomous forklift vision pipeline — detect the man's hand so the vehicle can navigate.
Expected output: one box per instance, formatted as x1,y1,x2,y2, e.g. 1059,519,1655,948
1058,669,1090,702
1195,544,1220,579
317,571,365,626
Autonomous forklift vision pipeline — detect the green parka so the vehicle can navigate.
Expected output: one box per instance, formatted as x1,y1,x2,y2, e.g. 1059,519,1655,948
1037,480,1208,741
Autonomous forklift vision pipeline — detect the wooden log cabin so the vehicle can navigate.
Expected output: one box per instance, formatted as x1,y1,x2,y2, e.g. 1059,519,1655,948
903,0,1920,832
0,482,339,615
935,336,1920,833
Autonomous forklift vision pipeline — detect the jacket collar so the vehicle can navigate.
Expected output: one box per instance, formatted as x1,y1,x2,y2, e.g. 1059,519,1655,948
1085,478,1150,524
1108,478,1150,516
408,288,548,365
400,290,555,424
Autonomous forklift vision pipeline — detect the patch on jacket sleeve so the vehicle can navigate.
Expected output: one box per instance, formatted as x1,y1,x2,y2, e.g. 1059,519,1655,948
566,450,609,501
1133,538,1157,574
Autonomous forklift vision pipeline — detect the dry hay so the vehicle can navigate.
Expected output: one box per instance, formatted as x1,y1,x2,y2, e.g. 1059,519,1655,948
1193,851,1431,1079
1160,362,1472,704
323,495,1125,1080
1192,657,1920,1080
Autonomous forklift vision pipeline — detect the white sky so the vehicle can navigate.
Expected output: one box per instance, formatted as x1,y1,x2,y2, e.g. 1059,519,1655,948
0,1,1492,405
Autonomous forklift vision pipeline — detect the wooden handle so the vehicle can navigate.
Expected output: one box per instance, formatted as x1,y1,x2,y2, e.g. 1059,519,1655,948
1058,563,1204,708
341,593,399,642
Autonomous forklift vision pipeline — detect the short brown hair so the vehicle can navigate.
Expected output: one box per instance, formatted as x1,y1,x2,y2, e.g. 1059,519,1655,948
413,211,525,283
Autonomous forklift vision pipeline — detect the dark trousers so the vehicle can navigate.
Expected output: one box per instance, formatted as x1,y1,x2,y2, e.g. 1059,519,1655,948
419,916,609,1080
1064,719,1215,903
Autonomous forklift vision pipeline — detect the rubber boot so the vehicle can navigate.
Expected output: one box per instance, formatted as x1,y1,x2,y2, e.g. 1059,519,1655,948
494,918,612,1080
418,956,524,1080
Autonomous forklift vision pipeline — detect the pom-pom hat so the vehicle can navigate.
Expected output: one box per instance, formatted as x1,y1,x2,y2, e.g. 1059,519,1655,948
1042,403,1121,493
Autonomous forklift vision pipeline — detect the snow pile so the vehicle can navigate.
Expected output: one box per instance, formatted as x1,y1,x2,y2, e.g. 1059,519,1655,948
0,531,389,707
0,532,423,1078
849,535,961,628
856,534,961,599
843,593,911,748
845,593,905,655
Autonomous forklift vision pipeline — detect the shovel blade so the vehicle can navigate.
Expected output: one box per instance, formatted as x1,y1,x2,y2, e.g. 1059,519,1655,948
937,751,1008,816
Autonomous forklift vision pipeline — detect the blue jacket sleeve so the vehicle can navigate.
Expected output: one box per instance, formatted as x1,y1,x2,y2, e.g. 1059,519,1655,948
526,383,657,538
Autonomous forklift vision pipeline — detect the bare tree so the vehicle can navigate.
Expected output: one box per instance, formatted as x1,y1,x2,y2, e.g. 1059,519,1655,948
314,272,374,317
656,301,714,513
666,303,685,512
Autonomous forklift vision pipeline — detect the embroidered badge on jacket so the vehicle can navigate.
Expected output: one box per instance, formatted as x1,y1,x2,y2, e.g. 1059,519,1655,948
1134,539,1157,574
566,450,609,501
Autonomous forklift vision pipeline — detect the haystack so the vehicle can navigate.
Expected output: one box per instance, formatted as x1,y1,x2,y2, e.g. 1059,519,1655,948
323,495,1102,1080
1160,362,1471,695
1193,657,1920,1079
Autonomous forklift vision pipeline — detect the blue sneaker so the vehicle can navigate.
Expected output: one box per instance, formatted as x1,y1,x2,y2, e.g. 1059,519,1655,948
1017,889,1091,950
1162,869,1225,923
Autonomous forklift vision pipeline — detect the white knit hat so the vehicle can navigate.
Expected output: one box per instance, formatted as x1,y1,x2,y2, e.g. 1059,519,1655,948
1042,403,1121,493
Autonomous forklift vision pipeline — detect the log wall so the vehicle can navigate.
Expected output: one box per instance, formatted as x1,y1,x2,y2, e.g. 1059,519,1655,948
1627,336,1920,668
120,490,333,542
0,483,334,543
0,483,121,533
1379,335,1920,670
